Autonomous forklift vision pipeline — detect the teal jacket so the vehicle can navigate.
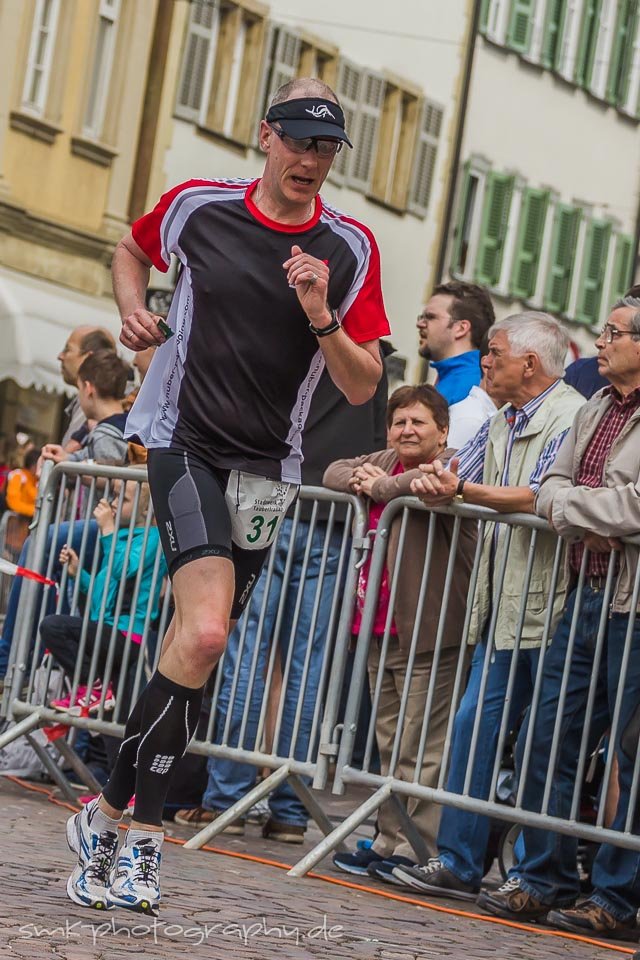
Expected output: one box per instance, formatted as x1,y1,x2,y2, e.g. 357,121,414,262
77,527,166,636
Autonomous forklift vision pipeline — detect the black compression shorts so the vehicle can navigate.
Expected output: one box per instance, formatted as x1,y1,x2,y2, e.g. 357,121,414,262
147,447,269,619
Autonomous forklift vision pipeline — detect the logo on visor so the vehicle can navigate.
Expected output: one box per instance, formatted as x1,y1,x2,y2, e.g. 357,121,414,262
305,104,335,119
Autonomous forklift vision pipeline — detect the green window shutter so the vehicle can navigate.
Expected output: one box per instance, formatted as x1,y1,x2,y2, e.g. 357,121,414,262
541,0,566,68
574,0,602,87
507,0,535,52
544,205,581,313
475,172,514,287
610,234,635,302
575,220,612,325
510,189,550,300
479,0,491,33
607,0,636,105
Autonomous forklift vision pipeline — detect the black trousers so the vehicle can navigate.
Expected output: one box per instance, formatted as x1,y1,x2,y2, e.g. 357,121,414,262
39,614,128,685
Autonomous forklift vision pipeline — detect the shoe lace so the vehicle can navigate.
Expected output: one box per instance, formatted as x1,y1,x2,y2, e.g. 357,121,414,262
418,857,443,876
132,844,160,887
498,876,522,894
86,832,118,884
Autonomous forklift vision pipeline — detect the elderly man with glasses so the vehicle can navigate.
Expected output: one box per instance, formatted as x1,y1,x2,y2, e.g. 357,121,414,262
479,296,640,942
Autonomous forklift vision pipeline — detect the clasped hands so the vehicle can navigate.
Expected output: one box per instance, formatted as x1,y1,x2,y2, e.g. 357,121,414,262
348,462,386,497
410,456,461,505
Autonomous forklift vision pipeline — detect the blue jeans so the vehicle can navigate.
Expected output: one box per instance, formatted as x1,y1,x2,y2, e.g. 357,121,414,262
438,641,541,885
513,586,640,920
203,517,344,826
0,520,97,677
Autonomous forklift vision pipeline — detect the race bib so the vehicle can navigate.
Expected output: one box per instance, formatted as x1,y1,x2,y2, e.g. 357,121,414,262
225,470,298,550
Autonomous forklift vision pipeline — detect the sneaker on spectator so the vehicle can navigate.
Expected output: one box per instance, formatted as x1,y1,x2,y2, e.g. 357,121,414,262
173,806,245,835
52,681,115,716
392,857,479,900
367,855,416,885
333,847,384,876
477,877,556,920
547,899,639,940
246,797,270,824
262,817,305,844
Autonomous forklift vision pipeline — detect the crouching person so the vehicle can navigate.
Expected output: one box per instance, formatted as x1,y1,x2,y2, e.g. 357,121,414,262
324,385,476,882
479,297,640,940
40,479,166,714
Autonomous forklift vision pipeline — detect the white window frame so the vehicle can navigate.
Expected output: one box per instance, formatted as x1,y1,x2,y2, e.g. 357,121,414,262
82,0,121,139
328,58,362,185
21,0,61,115
348,71,385,193
556,0,584,83
485,0,511,45
599,222,620,326
523,0,549,64
222,16,247,138
622,14,640,116
567,203,591,318
589,0,617,99
496,174,525,297
175,0,220,123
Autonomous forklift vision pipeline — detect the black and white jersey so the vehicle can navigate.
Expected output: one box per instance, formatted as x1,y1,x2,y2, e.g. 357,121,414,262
126,178,390,483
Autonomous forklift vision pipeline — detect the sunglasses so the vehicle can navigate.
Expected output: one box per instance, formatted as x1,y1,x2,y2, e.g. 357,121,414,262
269,123,343,159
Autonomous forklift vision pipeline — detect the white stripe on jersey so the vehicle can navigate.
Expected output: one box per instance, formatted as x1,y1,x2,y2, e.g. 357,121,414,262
320,204,371,319
125,264,194,447
160,179,252,263
280,348,326,484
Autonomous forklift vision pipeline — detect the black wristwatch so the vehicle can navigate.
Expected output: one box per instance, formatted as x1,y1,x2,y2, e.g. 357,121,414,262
309,309,341,338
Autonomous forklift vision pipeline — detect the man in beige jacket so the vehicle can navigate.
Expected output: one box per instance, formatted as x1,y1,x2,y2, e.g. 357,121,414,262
393,312,584,900
480,297,640,941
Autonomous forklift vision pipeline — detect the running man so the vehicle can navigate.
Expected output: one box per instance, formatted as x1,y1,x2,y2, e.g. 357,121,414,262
65,77,389,916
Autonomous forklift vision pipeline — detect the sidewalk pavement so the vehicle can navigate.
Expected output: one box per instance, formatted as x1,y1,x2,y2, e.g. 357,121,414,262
0,776,632,960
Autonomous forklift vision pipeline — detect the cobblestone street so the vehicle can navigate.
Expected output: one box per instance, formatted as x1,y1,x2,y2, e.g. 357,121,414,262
0,776,636,959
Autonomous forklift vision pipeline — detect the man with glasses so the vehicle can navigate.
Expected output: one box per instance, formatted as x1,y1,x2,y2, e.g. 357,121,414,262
479,296,640,941
61,77,389,916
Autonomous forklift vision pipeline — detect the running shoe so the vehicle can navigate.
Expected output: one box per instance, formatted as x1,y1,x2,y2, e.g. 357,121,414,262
52,681,115,716
66,798,119,910
108,836,162,916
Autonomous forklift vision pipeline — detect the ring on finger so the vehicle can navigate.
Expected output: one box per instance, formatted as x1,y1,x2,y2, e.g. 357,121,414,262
309,272,318,285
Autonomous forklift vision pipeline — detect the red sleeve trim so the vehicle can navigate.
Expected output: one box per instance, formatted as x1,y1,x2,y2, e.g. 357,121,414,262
131,179,246,272
334,214,390,344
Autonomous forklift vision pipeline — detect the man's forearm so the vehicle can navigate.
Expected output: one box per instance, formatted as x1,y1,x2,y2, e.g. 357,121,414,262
112,240,151,320
318,333,381,405
463,482,535,514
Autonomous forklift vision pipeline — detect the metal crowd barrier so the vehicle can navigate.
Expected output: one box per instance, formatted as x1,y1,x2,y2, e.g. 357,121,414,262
0,509,30,618
291,496,640,877
0,461,368,839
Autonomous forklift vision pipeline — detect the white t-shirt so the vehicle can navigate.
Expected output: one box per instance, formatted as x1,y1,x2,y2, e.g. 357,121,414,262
448,386,497,449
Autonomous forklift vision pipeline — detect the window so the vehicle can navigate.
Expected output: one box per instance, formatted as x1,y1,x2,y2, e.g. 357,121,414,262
483,0,512,44
329,59,362,182
574,0,602,87
475,172,515,287
608,233,635,303
506,0,535,53
607,0,638,106
544,204,581,314
511,188,550,299
22,0,61,115
621,14,640,117
175,0,219,120
575,219,612,324
556,0,583,83
408,100,443,217
297,37,338,85
370,81,420,209
83,0,121,138
260,25,301,116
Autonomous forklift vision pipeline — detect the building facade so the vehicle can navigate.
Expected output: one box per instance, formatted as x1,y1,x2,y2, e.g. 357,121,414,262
0,0,158,446
445,0,640,353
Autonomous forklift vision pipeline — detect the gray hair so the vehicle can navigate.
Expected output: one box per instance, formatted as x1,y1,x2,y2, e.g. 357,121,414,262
270,77,339,108
612,296,640,336
488,311,569,378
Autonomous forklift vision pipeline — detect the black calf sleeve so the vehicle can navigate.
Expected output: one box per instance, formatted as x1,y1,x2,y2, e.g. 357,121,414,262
102,685,147,812
129,671,204,826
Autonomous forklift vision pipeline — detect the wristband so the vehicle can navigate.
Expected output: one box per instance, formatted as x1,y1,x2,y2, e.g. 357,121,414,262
309,310,341,338
454,478,466,502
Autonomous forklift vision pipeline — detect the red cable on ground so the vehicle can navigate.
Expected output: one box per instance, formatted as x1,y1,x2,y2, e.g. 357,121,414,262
5,775,636,956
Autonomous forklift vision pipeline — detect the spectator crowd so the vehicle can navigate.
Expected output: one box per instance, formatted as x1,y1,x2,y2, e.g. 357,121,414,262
1,278,640,942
